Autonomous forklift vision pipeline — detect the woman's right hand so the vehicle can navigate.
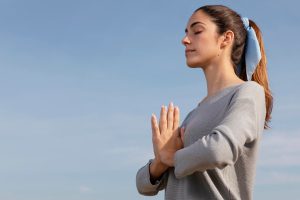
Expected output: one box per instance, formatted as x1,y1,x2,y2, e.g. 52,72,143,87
150,102,185,176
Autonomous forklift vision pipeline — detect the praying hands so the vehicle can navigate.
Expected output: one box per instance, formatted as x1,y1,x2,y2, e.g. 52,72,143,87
150,102,185,168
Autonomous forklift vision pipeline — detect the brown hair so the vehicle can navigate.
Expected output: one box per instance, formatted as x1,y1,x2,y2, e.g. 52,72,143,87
194,5,273,129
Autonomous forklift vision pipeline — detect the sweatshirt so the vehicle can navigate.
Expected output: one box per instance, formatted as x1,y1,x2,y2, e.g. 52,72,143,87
136,81,266,200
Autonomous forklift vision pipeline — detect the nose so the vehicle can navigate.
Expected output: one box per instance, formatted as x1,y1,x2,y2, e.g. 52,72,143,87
181,35,190,46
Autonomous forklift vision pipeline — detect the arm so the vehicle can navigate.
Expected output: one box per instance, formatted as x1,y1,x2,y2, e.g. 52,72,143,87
136,102,178,196
149,159,169,183
136,159,169,196
174,84,266,179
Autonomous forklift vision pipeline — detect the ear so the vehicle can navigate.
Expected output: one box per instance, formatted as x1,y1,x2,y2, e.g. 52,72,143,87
220,30,234,49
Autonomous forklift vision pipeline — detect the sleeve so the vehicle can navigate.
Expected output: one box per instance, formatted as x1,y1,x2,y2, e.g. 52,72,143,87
136,159,169,196
174,83,266,179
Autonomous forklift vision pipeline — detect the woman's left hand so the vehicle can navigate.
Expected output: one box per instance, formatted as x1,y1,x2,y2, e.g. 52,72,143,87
151,102,185,167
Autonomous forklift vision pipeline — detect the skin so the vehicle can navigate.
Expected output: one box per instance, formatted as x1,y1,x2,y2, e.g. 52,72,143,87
150,102,184,180
149,10,245,181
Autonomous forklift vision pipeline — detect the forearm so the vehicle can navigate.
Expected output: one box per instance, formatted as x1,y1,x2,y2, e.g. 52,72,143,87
136,159,168,196
149,159,169,183
174,126,240,179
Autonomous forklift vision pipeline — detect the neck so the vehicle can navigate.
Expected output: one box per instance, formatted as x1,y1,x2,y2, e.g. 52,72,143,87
202,56,245,98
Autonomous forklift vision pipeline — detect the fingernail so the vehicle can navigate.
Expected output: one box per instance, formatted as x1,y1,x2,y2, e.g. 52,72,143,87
170,102,173,107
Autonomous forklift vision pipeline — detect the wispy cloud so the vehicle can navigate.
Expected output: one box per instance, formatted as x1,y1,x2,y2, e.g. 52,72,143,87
256,129,300,185
257,171,300,185
79,185,92,193
103,145,154,170
258,129,300,167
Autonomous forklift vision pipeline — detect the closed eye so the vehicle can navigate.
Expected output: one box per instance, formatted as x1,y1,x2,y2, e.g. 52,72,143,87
194,31,202,35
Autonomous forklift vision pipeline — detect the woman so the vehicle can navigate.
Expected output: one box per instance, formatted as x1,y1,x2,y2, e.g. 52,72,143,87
136,4,273,200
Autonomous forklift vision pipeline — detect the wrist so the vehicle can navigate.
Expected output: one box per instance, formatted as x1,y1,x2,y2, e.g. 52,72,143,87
153,159,168,169
150,159,168,180
160,150,176,167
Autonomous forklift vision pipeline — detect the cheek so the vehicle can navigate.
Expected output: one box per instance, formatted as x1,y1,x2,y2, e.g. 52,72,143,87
188,36,219,67
198,35,218,53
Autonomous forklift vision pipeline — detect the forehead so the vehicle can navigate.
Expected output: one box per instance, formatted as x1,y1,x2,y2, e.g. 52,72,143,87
186,10,213,29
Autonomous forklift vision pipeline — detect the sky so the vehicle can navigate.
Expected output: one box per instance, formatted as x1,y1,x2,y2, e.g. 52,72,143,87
0,0,299,199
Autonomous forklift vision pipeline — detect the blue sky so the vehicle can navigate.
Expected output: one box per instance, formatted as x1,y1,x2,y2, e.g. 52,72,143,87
0,0,299,199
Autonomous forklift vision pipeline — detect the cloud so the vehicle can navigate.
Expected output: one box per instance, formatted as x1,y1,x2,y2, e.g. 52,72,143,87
103,145,154,170
256,129,300,185
79,185,92,193
275,102,300,118
257,171,300,185
258,129,300,167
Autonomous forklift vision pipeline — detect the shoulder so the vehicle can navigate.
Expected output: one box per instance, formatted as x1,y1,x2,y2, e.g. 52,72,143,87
233,81,265,101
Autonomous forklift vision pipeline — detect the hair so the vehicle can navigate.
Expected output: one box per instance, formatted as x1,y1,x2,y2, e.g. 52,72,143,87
194,5,273,130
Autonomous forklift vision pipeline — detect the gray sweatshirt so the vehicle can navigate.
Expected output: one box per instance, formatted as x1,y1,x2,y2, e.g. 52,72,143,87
136,81,266,200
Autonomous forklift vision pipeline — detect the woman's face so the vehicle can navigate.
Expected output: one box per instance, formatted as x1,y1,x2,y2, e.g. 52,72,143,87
182,10,223,68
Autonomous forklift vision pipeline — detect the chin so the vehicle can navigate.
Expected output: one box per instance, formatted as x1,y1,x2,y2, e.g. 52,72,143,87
186,60,203,69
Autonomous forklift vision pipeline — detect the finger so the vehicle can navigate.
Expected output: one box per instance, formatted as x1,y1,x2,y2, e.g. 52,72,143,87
180,126,185,143
173,106,180,130
167,102,174,130
151,114,160,139
159,105,167,133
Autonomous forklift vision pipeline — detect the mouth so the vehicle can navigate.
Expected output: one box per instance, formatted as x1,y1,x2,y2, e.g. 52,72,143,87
185,49,196,54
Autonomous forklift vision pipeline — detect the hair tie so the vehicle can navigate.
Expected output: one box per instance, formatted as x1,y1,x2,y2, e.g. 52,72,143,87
236,17,262,81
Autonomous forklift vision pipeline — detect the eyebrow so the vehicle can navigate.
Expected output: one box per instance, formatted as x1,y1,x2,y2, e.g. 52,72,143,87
185,21,205,33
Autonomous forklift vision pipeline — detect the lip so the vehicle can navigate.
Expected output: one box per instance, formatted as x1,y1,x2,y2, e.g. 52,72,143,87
185,49,196,53
185,49,196,56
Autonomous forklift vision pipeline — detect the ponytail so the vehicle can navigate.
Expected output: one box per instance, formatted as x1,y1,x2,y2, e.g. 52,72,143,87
243,20,273,129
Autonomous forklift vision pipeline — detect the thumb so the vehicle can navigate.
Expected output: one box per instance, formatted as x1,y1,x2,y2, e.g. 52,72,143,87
180,126,185,142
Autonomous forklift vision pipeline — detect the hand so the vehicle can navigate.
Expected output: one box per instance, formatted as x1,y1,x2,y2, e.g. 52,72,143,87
151,102,184,167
